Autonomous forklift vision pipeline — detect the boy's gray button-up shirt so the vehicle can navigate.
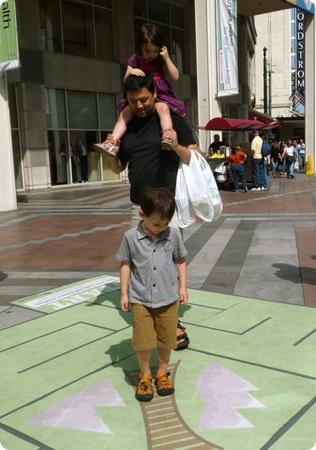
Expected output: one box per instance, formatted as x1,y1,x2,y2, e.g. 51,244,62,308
117,223,187,308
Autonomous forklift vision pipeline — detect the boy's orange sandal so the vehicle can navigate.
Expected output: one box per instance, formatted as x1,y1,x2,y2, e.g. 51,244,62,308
155,373,174,396
135,374,154,402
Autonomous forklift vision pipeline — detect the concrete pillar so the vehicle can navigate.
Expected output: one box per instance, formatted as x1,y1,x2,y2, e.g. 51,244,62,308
18,82,50,190
305,14,316,173
0,72,17,211
194,0,221,152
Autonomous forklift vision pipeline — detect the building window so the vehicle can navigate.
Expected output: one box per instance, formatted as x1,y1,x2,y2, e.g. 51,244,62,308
46,88,117,185
40,0,114,60
39,0,62,52
95,7,114,60
68,91,98,129
46,89,67,129
63,1,94,57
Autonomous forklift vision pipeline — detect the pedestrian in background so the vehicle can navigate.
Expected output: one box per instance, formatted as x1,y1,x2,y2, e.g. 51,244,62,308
251,131,265,190
227,145,248,192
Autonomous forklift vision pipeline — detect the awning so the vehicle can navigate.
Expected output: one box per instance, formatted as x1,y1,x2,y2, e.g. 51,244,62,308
249,110,283,130
196,117,266,132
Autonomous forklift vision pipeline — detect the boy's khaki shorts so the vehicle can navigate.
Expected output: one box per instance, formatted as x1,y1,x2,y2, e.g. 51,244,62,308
131,301,179,351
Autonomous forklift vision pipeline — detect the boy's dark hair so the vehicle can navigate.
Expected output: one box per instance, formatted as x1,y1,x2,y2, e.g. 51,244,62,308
136,23,164,55
124,73,155,94
140,187,175,220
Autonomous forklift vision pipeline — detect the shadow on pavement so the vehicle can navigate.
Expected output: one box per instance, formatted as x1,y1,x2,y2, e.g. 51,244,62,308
272,263,316,285
0,271,8,282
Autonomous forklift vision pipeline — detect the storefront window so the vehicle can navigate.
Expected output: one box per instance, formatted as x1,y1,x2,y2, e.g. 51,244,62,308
48,130,69,185
46,88,118,185
8,84,18,128
69,130,100,183
8,85,24,190
62,1,94,57
11,130,23,190
68,91,97,129
46,89,67,129
99,93,117,130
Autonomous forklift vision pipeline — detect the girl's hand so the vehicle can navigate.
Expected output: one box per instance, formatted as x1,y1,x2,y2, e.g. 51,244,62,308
160,46,169,60
179,287,188,304
130,68,145,76
120,294,129,312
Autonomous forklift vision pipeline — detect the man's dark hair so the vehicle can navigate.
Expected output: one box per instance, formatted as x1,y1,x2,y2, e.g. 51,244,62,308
123,74,155,94
140,187,175,220
136,23,164,55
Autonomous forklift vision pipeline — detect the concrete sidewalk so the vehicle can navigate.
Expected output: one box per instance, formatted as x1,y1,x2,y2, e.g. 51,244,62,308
1,174,316,450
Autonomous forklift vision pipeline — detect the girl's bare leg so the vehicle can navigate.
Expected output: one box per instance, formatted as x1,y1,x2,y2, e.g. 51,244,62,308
94,105,134,155
155,102,173,150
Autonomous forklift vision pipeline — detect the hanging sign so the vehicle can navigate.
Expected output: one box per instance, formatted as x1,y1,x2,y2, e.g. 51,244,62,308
0,0,20,72
215,0,238,97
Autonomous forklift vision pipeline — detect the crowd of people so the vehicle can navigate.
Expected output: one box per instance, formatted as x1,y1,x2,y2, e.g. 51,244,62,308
269,138,306,177
212,134,306,192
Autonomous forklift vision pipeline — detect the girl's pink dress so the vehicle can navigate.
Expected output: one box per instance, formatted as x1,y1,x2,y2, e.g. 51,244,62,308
118,54,186,118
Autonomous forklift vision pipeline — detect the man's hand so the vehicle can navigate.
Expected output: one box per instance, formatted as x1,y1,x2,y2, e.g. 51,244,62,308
162,129,179,150
120,294,129,312
130,68,145,76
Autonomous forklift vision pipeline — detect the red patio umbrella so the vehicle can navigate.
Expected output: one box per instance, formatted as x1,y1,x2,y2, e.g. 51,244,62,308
195,117,267,131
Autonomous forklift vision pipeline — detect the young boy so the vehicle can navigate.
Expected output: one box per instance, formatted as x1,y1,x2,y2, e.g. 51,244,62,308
117,187,188,402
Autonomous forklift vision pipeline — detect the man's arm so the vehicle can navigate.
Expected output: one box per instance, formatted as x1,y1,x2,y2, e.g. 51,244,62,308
104,153,126,174
163,129,203,165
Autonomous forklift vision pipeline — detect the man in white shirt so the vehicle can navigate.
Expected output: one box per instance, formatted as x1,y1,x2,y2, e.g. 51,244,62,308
251,131,265,190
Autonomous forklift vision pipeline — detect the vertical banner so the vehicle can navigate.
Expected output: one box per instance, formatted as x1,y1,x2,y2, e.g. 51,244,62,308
0,0,20,72
294,9,305,114
215,0,238,97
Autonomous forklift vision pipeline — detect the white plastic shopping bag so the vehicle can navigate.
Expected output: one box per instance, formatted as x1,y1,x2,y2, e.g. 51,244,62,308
175,150,223,227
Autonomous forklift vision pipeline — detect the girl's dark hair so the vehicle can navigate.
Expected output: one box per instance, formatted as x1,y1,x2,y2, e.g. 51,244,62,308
140,187,175,220
136,23,164,54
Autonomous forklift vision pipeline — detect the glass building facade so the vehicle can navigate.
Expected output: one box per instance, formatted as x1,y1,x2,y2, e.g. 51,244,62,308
8,0,194,191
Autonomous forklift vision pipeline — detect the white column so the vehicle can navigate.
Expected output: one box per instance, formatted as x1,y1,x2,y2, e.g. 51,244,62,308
0,72,17,211
194,0,221,153
305,14,316,173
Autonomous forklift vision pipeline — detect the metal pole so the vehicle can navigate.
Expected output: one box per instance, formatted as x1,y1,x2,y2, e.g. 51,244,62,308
263,47,268,113
268,64,272,116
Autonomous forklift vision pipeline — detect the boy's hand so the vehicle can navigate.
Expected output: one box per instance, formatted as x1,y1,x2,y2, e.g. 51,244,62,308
179,287,188,304
160,46,169,60
120,294,129,312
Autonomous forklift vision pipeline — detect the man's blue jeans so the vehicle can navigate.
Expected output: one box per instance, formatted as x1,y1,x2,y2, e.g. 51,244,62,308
252,159,265,188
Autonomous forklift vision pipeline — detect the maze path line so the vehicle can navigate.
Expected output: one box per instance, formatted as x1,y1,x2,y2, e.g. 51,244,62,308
127,362,222,450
